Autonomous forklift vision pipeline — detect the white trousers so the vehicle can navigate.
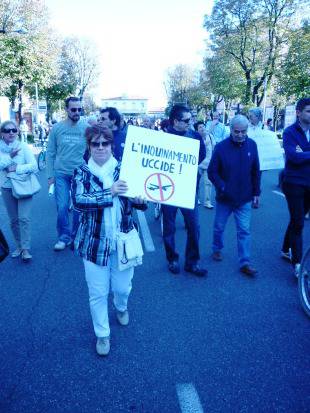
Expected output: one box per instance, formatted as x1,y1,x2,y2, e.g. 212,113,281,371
83,252,134,338
199,170,213,205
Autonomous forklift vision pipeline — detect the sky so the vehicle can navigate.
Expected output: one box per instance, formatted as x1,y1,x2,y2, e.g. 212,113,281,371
45,0,213,109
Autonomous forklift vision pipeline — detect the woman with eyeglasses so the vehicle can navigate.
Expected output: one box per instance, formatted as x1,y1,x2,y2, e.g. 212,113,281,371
72,124,147,356
0,120,38,262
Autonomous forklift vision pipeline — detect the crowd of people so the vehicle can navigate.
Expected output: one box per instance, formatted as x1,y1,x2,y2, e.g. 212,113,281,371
0,96,309,356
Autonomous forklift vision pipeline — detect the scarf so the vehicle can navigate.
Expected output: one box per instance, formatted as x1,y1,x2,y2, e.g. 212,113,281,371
0,138,20,154
88,156,121,249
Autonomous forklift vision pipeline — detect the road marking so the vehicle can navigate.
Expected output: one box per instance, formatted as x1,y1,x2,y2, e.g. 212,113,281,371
273,190,285,198
176,383,204,413
136,210,155,252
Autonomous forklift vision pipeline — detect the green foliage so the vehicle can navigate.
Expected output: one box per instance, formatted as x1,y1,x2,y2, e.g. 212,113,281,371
203,50,245,105
204,0,301,105
280,22,310,99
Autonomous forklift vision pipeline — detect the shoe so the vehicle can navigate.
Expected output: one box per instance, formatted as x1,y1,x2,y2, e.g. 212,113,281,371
204,202,214,209
184,264,208,277
96,337,110,356
168,261,180,274
212,251,223,261
294,263,301,279
11,248,22,258
197,199,201,205
21,250,32,262
280,249,291,262
240,265,257,276
305,212,309,220
116,310,129,326
54,241,67,251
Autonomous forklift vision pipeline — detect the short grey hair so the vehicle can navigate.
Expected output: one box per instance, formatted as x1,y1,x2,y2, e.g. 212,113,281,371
249,107,263,121
230,115,249,130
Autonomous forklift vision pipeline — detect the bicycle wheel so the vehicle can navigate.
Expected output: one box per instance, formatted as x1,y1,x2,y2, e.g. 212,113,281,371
38,151,46,170
298,246,310,318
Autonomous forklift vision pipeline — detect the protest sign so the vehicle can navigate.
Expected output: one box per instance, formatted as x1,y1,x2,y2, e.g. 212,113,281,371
119,126,200,209
248,129,284,170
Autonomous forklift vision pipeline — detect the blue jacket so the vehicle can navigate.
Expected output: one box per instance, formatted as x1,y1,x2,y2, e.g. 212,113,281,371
167,126,206,164
113,128,127,161
283,121,310,187
208,137,261,207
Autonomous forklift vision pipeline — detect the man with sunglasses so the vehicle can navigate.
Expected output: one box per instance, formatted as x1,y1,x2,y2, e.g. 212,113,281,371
162,104,207,277
46,96,88,251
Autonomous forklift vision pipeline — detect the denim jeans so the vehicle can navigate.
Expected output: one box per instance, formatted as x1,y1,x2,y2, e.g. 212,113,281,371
162,201,200,266
55,173,79,243
282,182,310,265
213,201,251,267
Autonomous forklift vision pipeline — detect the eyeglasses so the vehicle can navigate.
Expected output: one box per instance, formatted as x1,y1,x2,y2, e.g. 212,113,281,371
90,141,110,148
178,118,191,124
2,128,18,133
69,108,82,113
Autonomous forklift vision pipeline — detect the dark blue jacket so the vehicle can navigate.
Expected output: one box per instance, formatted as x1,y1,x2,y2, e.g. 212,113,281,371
283,121,310,187
167,126,206,164
208,137,261,207
113,128,127,161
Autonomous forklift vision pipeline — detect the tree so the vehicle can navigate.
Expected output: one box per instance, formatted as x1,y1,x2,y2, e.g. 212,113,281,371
0,0,58,121
203,49,245,109
204,0,301,105
166,64,210,110
38,40,79,120
280,22,310,99
62,37,100,99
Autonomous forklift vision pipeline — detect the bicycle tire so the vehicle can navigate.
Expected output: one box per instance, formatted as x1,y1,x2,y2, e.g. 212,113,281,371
38,151,46,170
298,246,310,318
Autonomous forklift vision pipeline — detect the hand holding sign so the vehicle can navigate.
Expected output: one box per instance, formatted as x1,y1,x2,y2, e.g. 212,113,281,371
111,180,128,196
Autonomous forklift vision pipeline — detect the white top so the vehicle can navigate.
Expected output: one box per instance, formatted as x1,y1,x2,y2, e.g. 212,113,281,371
0,139,38,188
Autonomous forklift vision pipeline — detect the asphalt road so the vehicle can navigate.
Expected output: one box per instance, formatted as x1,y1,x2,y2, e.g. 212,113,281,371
0,169,309,413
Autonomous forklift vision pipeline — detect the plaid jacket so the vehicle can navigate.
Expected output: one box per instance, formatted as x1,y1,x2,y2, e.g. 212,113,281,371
72,162,147,266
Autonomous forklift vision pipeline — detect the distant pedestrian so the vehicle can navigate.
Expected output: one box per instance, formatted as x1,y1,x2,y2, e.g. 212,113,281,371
46,96,87,251
206,111,227,143
19,119,28,143
0,120,38,262
161,104,208,277
280,97,310,278
72,124,147,356
194,121,214,209
208,115,261,276
266,118,274,131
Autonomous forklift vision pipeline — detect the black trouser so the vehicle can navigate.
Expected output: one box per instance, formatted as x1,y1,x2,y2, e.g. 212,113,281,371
162,203,200,266
282,182,310,265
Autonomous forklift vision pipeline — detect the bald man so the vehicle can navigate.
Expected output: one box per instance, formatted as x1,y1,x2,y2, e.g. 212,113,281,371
208,115,261,276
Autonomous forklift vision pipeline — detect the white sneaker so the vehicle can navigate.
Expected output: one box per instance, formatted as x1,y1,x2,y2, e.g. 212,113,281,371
54,241,67,251
294,263,301,279
11,248,22,258
116,310,129,326
96,337,110,356
197,200,201,205
280,249,291,262
204,202,214,209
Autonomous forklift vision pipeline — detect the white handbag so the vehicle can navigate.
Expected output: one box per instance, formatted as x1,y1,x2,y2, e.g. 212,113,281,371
8,172,41,199
116,227,144,271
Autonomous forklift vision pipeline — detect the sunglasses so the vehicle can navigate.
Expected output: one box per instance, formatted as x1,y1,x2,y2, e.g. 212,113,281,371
178,118,191,124
90,141,110,148
69,108,82,113
2,128,18,133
